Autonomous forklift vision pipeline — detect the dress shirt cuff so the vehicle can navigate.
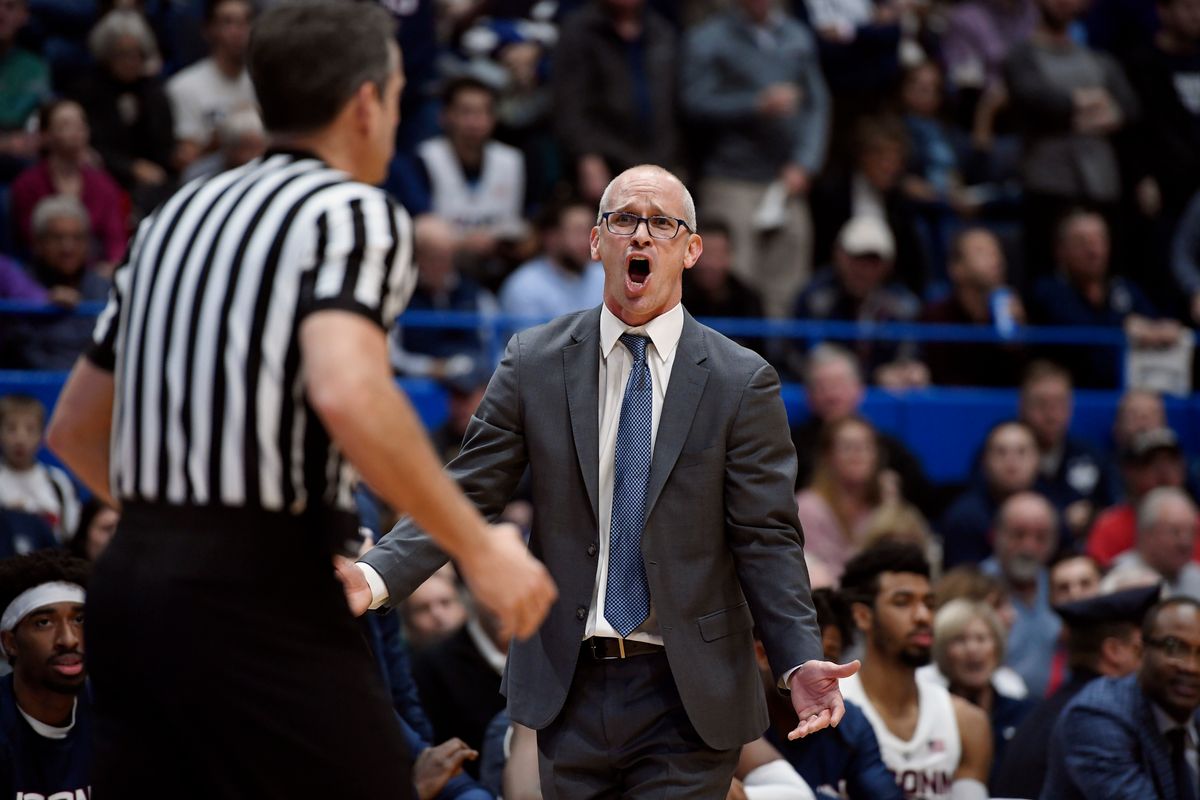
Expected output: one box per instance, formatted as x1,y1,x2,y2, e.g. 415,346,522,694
356,562,390,610
779,663,804,690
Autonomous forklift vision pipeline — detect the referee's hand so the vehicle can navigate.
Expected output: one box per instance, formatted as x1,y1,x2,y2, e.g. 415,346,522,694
459,522,558,641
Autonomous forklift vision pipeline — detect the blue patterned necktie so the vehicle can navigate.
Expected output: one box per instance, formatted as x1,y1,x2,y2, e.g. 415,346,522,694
605,333,653,637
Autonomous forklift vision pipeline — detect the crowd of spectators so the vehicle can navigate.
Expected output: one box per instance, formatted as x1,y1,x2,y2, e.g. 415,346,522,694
1,0,1200,797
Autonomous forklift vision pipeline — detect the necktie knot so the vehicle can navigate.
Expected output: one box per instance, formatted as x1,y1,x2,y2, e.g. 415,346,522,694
620,333,649,363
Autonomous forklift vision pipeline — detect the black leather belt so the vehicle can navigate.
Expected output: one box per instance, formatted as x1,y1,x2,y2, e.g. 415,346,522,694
583,637,664,660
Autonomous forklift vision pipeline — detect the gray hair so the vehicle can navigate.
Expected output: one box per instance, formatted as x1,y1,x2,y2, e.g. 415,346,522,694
804,343,862,388
88,10,160,66
932,598,1007,678
596,165,697,232
1137,486,1198,535
217,107,265,149
31,195,90,238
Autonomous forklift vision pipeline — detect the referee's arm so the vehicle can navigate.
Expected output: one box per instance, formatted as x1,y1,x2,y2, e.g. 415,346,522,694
47,358,117,509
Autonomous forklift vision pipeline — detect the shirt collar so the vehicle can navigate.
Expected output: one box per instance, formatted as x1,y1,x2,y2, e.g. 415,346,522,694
1152,701,1198,744
599,302,684,362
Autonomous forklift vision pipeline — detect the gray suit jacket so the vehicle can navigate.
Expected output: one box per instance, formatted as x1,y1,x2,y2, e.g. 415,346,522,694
363,306,823,750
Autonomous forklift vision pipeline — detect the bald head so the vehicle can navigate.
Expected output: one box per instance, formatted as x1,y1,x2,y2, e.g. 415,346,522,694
597,165,697,232
994,492,1058,584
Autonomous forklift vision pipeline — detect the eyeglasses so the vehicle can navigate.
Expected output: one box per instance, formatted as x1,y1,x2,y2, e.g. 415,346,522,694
1146,636,1200,664
601,211,691,240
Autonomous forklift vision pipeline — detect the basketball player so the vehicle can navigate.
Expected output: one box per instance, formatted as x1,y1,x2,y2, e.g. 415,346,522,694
838,542,992,800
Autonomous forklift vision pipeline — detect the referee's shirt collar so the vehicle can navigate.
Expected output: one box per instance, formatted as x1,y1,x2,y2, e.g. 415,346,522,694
599,302,683,363
262,146,325,163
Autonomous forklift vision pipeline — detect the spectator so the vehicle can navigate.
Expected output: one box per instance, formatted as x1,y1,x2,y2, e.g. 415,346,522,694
1005,0,1139,275
498,199,604,320
68,498,118,563
1031,210,1182,388
413,77,527,255
995,583,1159,799
939,420,1044,567
1019,361,1116,542
1043,552,1104,693
165,0,255,171
811,117,929,294
10,101,128,272
920,227,1028,387
1042,597,1200,799
389,214,498,381
795,415,892,581
12,196,112,371
1087,428,1198,568
941,0,1037,94
0,550,91,799
71,10,175,214
789,343,934,514
838,542,993,799
401,566,468,652
0,0,49,172
981,491,1062,698
680,221,765,353
682,0,829,318
930,599,1035,790
552,0,680,202
792,216,926,388
934,566,1019,639
178,107,266,184
1107,487,1200,599
0,394,79,544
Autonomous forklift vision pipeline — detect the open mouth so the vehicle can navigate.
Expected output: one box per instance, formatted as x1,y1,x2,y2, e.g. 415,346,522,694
628,256,651,285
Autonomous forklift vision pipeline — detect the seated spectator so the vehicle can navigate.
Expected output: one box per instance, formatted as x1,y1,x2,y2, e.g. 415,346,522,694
71,10,175,214
981,491,1062,698
940,420,1046,567
934,566,1019,641
1112,389,1168,461
1087,428,1199,568
552,0,680,202
682,0,829,318
1043,552,1105,694
11,196,112,371
995,583,1159,799
1031,210,1182,388
796,415,893,580
10,101,128,272
389,215,497,381
1005,0,1139,275
790,343,935,513
920,227,1028,387
1019,361,1116,542
0,394,79,543
178,107,266,184
679,221,765,353
0,0,49,173
1042,597,1200,799
811,117,929,294
165,0,255,171
1108,487,1200,599
498,199,603,321
793,216,927,388
413,77,527,256
930,599,1035,790
0,550,91,799
68,498,118,563
402,566,468,652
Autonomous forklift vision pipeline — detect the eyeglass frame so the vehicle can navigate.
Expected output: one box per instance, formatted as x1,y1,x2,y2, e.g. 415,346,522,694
1146,635,1200,664
600,211,692,240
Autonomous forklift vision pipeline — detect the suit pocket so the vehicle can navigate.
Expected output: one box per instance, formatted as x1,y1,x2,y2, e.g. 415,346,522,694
697,601,754,642
675,444,719,470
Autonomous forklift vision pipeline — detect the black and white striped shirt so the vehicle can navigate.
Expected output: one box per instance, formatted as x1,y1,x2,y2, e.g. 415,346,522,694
88,150,416,516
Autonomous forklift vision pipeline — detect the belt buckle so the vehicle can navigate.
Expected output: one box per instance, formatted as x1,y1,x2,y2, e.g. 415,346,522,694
590,637,627,660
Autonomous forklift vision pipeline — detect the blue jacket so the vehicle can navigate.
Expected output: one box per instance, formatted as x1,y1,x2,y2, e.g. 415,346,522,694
1042,673,1194,800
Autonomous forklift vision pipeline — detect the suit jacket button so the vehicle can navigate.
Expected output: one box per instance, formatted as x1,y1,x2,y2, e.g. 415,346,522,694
587,543,597,557
576,606,587,620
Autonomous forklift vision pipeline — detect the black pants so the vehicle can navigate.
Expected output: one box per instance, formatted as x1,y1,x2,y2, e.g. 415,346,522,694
536,645,739,799
87,504,413,799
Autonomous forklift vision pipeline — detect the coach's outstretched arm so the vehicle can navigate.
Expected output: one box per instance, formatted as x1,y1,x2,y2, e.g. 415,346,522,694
302,310,556,640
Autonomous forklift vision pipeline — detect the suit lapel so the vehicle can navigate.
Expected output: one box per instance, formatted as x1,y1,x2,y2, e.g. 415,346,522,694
645,312,709,516
564,310,601,523
1139,683,1179,799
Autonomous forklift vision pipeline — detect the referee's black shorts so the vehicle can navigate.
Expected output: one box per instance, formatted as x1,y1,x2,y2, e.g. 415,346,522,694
87,503,413,799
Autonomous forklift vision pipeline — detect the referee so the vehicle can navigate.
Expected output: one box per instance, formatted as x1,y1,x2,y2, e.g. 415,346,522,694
46,3,556,797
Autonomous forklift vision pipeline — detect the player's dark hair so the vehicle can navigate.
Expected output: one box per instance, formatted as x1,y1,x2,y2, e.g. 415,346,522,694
0,549,90,619
840,541,930,606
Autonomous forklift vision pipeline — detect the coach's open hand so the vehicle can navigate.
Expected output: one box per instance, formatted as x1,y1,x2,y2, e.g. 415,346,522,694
787,659,861,739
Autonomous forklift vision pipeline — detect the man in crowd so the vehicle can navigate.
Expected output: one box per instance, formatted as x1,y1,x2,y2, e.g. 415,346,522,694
402,566,468,652
0,549,91,798
1107,487,1200,598
1042,597,1200,799
839,542,992,800
499,200,604,322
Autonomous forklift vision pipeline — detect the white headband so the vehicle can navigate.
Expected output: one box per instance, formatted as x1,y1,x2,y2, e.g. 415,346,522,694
0,582,85,633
